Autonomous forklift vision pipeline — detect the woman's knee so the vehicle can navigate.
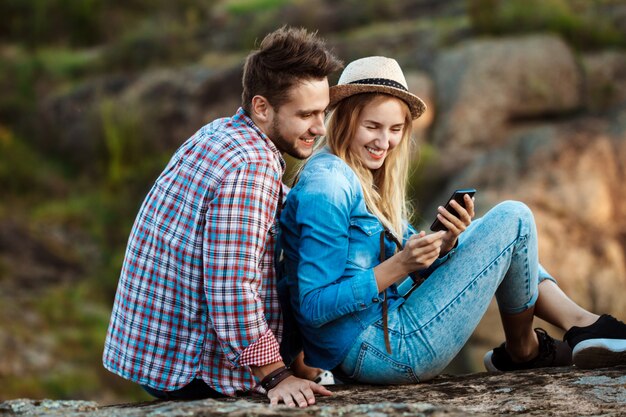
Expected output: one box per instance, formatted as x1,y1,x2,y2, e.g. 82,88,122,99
494,200,532,217
493,200,534,227
470,200,536,241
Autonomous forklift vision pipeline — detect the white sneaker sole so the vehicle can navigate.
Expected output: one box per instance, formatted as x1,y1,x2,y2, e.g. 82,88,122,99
314,370,336,385
483,351,500,372
573,338,626,369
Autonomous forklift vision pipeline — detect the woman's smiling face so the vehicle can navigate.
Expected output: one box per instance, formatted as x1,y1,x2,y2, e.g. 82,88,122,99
349,96,407,170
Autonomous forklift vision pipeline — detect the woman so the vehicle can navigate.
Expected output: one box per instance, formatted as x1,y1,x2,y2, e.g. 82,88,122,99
278,56,626,384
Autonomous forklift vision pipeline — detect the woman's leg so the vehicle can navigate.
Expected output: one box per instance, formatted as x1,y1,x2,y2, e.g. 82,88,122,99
498,306,539,362
340,201,542,382
535,279,626,369
534,279,599,330
290,351,325,381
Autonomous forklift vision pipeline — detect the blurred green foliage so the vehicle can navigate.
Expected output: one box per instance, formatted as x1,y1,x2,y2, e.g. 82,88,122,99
0,0,216,48
0,0,105,47
100,99,142,187
407,142,441,227
468,0,626,49
101,20,202,72
221,0,291,15
0,130,65,198
0,49,40,126
35,48,102,80
1,283,150,401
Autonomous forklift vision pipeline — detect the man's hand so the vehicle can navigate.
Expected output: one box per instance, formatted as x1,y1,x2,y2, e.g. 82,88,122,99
267,375,332,407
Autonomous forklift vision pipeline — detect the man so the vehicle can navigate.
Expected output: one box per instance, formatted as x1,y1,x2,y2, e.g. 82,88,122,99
103,27,342,407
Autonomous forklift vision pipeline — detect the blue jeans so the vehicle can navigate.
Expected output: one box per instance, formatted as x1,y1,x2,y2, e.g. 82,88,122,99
142,378,225,400
338,201,557,384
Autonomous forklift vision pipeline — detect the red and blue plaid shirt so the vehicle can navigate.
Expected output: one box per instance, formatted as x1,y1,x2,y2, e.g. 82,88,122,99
103,108,286,396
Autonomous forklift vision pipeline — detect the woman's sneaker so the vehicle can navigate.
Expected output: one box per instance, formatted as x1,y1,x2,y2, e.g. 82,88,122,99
563,314,626,369
313,370,337,385
484,328,572,372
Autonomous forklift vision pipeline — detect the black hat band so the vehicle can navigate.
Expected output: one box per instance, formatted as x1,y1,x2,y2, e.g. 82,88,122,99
348,78,408,92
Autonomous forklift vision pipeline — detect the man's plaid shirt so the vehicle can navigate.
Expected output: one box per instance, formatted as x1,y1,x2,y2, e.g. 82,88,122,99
103,108,286,396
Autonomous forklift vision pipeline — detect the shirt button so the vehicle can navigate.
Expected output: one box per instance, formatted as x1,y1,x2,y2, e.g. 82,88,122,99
360,303,366,308
372,297,379,303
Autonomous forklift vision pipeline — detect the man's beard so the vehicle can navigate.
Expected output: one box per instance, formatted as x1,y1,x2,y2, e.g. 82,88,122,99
268,117,313,160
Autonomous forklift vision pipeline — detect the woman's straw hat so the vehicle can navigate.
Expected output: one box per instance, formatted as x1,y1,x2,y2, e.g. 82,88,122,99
329,56,426,120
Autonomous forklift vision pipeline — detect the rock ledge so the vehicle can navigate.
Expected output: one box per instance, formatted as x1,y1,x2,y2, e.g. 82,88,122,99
1,367,624,416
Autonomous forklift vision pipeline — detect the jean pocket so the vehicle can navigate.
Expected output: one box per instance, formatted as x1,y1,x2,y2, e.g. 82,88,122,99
349,342,419,384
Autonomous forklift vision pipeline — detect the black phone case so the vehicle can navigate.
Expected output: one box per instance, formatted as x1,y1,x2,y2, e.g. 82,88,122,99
429,188,476,232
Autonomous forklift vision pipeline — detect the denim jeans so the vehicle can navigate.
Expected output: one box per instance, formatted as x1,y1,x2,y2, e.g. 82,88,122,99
142,378,225,400
338,201,556,384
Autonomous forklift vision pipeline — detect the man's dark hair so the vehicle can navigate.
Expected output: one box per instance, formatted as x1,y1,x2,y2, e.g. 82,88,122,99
241,26,342,113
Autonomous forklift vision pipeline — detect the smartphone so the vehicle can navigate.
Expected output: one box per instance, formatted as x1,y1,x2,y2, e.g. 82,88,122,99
429,188,477,232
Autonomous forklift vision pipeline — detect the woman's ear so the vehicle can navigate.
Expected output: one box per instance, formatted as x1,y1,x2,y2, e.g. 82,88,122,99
250,95,272,123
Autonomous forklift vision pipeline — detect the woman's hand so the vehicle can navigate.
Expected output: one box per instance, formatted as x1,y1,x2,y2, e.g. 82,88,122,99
436,193,475,254
374,231,445,291
399,230,446,273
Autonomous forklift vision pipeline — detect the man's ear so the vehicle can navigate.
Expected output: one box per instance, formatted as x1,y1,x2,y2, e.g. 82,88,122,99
250,95,273,122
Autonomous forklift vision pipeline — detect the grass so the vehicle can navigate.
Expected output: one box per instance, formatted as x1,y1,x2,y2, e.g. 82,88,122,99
219,0,292,16
31,193,103,234
100,98,141,187
35,47,102,80
199,51,246,69
0,45,102,138
341,15,469,41
101,18,202,72
99,96,173,192
0,131,66,199
342,18,429,40
0,282,150,402
468,0,626,50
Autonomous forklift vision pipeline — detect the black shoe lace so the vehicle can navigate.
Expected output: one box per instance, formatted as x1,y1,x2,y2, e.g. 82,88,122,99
534,328,557,363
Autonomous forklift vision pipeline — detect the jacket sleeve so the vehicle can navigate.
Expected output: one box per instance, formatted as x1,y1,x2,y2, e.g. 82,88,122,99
294,169,380,328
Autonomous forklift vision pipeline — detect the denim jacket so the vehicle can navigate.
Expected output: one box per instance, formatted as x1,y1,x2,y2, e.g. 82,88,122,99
278,149,450,370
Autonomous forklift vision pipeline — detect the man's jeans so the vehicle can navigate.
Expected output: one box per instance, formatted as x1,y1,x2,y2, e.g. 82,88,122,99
338,201,557,383
142,378,224,400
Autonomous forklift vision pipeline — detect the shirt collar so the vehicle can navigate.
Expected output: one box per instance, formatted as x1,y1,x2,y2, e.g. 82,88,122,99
235,107,286,174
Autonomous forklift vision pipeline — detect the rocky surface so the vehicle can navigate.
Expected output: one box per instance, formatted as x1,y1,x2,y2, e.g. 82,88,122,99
582,51,626,113
39,66,243,172
434,111,626,319
0,219,84,293
1,367,625,416
433,35,583,153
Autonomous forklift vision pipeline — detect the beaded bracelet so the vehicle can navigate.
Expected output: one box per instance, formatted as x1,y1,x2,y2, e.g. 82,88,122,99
260,366,294,391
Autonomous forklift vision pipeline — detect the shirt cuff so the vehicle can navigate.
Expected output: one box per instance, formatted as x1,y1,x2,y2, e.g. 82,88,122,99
350,269,380,309
418,246,456,280
238,329,283,368
439,238,459,258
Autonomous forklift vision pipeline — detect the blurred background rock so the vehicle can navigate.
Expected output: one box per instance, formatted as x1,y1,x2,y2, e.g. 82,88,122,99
0,0,625,405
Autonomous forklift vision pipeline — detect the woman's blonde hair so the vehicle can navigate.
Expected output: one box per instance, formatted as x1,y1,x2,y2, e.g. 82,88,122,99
301,93,413,239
